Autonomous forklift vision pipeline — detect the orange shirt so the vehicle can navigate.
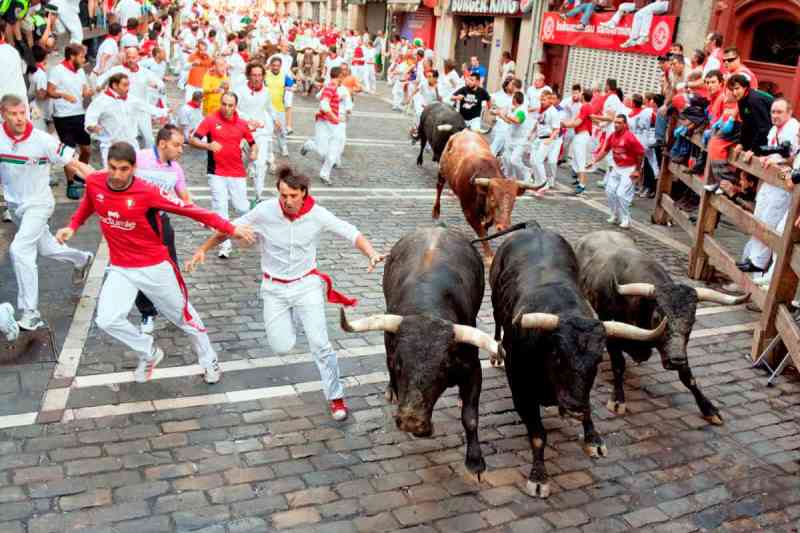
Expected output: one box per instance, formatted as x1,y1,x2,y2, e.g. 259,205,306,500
342,75,361,94
187,52,213,88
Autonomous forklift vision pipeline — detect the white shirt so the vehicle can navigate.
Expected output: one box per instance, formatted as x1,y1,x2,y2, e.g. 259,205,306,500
176,103,203,139
98,65,164,113
95,37,120,75
234,199,360,280
324,56,345,81
29,68,51,124
602,93,625,133
536,106,561,138
48,63,88,117
0,43,28,105
767,118,800,157
119,32,140,50
115,0,142,27
630,107,656,146
501,61,516,80
228,53,247,88
0,127,75,210
234,83,275,135
84,91,165,146
526,84,552,118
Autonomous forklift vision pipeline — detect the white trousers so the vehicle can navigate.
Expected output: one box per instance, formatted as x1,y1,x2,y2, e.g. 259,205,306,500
531,138,562,187
272,111,288,155
490,122,510,156
262,276,344,400
606,165,636,221
252,133,273,199
743,184,791,269
55,5,83,44
303,120,345,180
465,117,482,131
504,141,531,182
764,210,791,282
137,113,155,148
208,174,249,253
570,131,592,173
610,2,670,39
644,147,660,177
96,261,217,368
8,203,90,311
391,82,405,109
363,64,376,93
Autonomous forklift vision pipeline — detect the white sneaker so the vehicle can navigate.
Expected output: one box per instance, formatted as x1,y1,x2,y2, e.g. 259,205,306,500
218,248,230,259
204,361,222,384
134,346,164,383
619,217,631,229
606,214,619,224
281,146,289,157
599,21,614,30
140,315,155,334
620,39,636,49
0,303,19,342
703,183,719,193
597,180,606,188
320,174,332,185
18,310,44,331
2,210,11,222
72,252,94,285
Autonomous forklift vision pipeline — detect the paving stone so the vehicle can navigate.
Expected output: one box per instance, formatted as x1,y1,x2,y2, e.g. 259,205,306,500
0,487,25,503
12,466,63,485
64,457,123,476
226,517,269,533
208,484,255,504
113,481,170,502
173,473,224,491
58,488,112,511
172,505,230,530
149,433,188,450
0,502,34,522
624,507,671,528
144,462,198,480
154,490,208,513
230,495,288,517
286,486,339,507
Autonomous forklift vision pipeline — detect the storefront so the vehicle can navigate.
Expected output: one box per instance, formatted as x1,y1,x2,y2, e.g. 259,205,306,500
387,0,437,49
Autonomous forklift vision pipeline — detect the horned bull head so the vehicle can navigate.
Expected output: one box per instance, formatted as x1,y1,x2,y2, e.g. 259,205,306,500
471,177,540,232
513,312,667,418
615,282,749,370
340,309,503,437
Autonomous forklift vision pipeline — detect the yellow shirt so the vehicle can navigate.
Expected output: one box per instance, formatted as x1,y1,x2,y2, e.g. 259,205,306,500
201,72,228,115
265,71,286,113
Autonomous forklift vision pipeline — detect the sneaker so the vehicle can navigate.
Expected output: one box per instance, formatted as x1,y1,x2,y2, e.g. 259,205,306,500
574,185,586,195
620,39,636,49
606,214,619,224
714,188,724,195
281,146,289,157
330,398,348,421
72,252,94,285
300,144,309,157
286,128,294,135
18,309,44,331
703,183,719,193
134,346,164,383
599,21,614,30
2,210,11,222
0,303,19,341
754,275,771,287
320,174,332,185
203,360,222,384
596,180,606,188
218,248,230,259
619,217,631,229
66,182,83,200
140,315,155,335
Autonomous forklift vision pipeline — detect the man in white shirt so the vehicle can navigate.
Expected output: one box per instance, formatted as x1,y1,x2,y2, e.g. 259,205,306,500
176,90,203,141
0,94,95,330
93,23,122,78
0,23,28,111
186,166,384,422
525,73,552,131
50,0,84,44
530,90,562,195
115,0,142,28
119,18,141,49
591,78,626,187
29,47,51,132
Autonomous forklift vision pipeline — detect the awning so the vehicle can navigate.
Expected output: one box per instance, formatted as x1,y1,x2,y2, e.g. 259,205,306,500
387,0,421,12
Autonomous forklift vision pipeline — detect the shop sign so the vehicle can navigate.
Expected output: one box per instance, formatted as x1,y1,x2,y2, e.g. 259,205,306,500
540,11,676,56
449,0,522,16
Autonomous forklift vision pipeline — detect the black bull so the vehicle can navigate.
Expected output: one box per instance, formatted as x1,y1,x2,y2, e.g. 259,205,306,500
490,226,667,498
416,103,466,166
575,230,748,425
340,227,503,476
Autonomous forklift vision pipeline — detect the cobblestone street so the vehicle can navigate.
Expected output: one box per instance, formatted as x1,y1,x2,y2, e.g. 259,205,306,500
0,84,798,532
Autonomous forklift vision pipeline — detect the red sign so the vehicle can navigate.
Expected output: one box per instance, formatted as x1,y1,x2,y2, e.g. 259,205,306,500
540,11,676,56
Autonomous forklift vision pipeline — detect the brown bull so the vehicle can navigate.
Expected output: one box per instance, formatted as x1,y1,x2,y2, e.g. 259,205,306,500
432,130,537,257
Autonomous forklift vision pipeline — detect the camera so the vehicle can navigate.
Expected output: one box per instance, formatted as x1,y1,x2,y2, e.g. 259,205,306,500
790,168,800,185
760,140,794,159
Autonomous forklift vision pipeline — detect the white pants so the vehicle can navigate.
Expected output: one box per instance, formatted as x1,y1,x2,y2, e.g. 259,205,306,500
465,117,482,131
208,174,249,253
764,210,791,282
272,111,288,155
570,131,592,173
303,120,345,180
364,64,376,93
351,64,365,87
137,113,155,148
252,133,273,199
96,261,217,368
54,4,83,44
743,184,791,269
606,165,636,222
644,147,660,177
262,276,344,400
609,2,669,40
8,203,90,311
504,141,531,182
490,122,510,156
531,138,561,187
391,81,405,109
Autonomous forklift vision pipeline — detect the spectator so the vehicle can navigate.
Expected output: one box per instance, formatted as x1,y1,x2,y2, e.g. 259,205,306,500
501,51,515,81
703,32,724,76
559,1,595,31
722,47,758,89
600,1,670,48
729,74,773,155
468,56,486,87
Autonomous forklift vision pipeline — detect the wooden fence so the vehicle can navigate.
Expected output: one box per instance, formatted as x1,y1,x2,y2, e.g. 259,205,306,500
652,134,800,368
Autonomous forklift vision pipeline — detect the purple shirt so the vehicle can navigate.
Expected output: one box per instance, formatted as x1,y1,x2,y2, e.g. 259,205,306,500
135,147,187,195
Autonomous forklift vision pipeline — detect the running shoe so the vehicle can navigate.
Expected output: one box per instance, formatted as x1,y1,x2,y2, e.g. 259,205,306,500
534,185,550,198
574,185,586,195
596,180,606,188
18,310,44,331
204,360,222,384
606,214,619,224
73,252,94,285
703,183,719,193
2,210,11,222
281,146,289,157
286,128,294,135
66,182,83,200
619,217,631,229
330,398,348,421
134,346,164,383
320,174,332,185
140,315,155,335
300,144,309,157
0,303,19,342
218,248,230,259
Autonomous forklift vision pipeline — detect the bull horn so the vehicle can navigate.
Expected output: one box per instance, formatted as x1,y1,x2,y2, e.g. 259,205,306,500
603,317,667,341
515,180,542,191
340,308,403,333
513,312,560,331
437,124,454,132
695,287,750,305
471,177,491,187
452,324,505,365
617,283,657,298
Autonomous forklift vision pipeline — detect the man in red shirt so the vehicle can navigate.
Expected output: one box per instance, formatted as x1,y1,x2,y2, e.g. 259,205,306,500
189,92,258,258
561,89,594,194
722,47,758,90
590,115,645,229
300,66,344,185
56,142,254,384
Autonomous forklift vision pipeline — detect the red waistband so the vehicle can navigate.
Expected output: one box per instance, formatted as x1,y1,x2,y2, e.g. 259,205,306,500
264,268,357,307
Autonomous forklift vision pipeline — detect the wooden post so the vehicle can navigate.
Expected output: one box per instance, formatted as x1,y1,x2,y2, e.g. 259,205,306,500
688,153,719,280
653,155,673,225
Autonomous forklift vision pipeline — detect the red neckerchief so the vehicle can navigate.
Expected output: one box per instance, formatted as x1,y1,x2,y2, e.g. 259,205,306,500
187,100,201,109
36,62,45,72
61,59,78,73
629,107,644,118
281,194,315,221
247,81,263,94
240,51,250,62
127,29,138,36
771,120,789,146
125,62,140,73
105,88,127,100
3,121,34,145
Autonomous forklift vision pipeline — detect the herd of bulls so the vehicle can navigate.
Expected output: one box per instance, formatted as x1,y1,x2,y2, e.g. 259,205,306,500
339,105,748,499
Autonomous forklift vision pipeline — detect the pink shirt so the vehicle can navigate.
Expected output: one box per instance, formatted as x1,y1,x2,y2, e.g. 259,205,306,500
135,147,187,195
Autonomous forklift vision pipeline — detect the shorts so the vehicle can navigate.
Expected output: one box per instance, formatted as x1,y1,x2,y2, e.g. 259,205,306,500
53,114,91,147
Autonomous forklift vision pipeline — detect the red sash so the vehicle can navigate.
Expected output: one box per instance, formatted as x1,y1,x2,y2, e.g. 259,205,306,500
263,269,357,307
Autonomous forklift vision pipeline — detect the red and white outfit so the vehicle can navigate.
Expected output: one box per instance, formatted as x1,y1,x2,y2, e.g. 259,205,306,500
302,82,344,182
1,123,92,313
98,64,165,148
193,110,256,254
234,196,360,401
234,81,275,201
67,172,236,369
599,128,644,225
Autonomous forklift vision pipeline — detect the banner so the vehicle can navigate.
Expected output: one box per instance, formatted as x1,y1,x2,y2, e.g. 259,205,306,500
539,11,676,57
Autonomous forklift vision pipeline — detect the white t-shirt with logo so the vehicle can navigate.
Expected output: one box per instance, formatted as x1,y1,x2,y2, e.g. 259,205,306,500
48,63,88,118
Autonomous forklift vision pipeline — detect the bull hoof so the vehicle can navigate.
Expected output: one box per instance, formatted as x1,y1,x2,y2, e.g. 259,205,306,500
703,413,724,426
525,480,550,499
584,443,608,458
384,386,398,405
465,456,486,477
606,400,627,415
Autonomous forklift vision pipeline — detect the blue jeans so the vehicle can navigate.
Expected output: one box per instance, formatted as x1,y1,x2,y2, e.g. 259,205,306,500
655,112,668,143
566,3,595,26
670,136,691,160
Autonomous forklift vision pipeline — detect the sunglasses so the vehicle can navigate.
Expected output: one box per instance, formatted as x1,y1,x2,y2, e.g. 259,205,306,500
722,57,738,63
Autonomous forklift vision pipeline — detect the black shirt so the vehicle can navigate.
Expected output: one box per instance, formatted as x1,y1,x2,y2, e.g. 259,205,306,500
453,85,490,122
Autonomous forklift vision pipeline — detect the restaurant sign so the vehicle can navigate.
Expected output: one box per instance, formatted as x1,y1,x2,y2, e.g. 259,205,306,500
449,0,523,16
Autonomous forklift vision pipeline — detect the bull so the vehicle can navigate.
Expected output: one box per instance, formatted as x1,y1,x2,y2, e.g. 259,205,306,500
490,224,666,498
340,227,503,477
575,230,748,425
416,102,466,166
433,130,537,258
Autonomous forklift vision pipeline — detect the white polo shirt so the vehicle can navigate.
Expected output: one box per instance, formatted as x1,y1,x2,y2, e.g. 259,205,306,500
0,126,75,210
48,62,88,117
234,83,275,136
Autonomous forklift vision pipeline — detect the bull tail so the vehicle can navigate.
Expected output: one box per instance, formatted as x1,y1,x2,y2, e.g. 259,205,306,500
470,221,536,244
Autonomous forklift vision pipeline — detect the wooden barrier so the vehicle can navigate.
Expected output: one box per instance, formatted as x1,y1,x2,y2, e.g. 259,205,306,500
653,133,800,369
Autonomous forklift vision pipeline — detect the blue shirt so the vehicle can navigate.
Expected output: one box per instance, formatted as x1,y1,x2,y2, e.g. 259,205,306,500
470,65,487,80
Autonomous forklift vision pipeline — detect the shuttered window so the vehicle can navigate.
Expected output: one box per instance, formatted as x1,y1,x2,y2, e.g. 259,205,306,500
563,47,661,96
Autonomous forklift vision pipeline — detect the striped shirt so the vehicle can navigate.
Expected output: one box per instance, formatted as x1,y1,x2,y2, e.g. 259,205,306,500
316,82,341,125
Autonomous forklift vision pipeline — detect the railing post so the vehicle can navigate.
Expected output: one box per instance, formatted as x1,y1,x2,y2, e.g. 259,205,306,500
652,155,673,225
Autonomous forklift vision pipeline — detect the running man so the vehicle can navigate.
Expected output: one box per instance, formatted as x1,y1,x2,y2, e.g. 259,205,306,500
0,94,96,331
186,166,384,421
56,141,255,384
300,66,345,185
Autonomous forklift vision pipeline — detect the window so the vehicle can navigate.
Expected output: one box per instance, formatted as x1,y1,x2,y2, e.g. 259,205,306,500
750,19,800,67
